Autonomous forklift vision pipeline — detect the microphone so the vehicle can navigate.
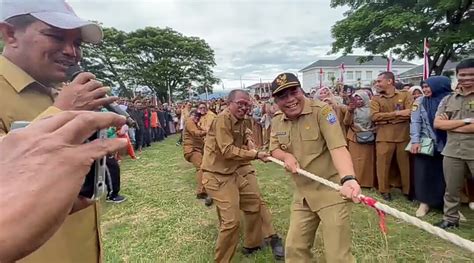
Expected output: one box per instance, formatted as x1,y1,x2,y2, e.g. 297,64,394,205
66,65,136,127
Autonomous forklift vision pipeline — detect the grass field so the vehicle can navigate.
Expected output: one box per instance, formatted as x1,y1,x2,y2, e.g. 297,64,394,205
101,135,474,262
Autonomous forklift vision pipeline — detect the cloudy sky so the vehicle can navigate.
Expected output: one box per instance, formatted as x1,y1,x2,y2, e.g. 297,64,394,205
69,0,350,89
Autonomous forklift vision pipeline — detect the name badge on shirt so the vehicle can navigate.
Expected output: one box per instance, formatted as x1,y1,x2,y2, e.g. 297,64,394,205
276,131,287,136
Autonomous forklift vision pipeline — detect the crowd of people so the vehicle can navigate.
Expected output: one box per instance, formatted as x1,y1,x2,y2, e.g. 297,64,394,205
1,0,472,262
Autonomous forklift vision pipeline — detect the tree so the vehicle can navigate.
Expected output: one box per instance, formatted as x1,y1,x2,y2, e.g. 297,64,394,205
81,27,134,98
125,27,218,102
330,0,473,75
80,26,219,101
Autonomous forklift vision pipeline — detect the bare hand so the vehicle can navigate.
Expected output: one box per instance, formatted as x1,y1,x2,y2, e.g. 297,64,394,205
348,102,356,112
340,180,361,203
54,72,118,111
283,154,300,174
410,143,421,154
438,113,449,120
395,109,411,117
0,111,127,261
257,151,270,162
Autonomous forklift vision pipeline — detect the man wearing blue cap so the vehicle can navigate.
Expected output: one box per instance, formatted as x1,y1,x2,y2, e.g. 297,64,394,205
0,0,115,262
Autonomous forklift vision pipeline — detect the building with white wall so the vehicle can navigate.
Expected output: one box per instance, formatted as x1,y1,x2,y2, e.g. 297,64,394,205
299,55,415,91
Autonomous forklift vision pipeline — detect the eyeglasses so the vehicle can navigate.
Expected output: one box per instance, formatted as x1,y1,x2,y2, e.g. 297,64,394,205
231,100,251,109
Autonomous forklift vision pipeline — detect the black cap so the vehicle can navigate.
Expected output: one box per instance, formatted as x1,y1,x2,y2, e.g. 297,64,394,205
271,73,301,96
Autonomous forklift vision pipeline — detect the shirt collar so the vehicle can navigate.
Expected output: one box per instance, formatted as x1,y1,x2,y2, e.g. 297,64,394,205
283,98,312,120
224,108,239,125
0,55,37,93
379,89,400,98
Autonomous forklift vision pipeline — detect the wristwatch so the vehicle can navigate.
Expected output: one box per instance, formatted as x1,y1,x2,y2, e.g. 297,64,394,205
463,118,472,125
340,175,358,185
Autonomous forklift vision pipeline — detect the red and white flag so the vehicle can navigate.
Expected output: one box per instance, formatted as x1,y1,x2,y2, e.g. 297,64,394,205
339,63,345,83
423,38,430,80
319,68,324,89
386,51,393,72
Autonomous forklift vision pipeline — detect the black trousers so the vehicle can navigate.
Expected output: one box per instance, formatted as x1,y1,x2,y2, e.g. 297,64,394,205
135,128,144,150
105,156,121,198
143,127,151,147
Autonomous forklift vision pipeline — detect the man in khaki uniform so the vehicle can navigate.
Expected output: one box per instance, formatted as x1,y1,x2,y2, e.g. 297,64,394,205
198,102,217,132
269,73,361,263
183,110,213,206
434,58,474,229
201,90,283,262
0,1,115,261
371,71,413,201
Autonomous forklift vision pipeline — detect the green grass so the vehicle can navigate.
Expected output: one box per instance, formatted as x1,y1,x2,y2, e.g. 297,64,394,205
101,135,474,262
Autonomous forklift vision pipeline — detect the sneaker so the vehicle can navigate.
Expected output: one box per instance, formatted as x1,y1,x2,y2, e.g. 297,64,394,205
434,220,459,229
106,195,127,204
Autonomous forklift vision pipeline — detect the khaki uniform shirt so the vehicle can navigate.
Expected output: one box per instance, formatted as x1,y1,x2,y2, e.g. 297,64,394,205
0,55,60,135
270,98,347,211
436,90,474,160
183,117,206,155
201,108,257,175
198,111,217,132
0,55,101,262
370,90,412,142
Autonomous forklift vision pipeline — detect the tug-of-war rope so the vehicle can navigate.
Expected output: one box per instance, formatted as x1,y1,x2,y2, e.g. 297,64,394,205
267,157,474,253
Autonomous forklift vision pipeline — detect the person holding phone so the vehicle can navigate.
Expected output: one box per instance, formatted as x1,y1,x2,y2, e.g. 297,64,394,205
0,1,116,261
0,111,127,262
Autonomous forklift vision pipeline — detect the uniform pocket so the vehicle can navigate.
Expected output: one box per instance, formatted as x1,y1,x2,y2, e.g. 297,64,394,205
202,174,221,191
301,129,322,154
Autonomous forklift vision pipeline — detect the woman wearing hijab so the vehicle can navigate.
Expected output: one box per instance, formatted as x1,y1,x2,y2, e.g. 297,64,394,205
343,90,376,188
409,76,452,217
409,85,424,100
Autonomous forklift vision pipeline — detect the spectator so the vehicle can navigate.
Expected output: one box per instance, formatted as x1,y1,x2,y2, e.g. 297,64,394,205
409,76,452,217
434,58,474,229
344,90,376,188
250,102,263,148
150,107,159,142
105,127,127,204
409,85,424,100
371,71,413,201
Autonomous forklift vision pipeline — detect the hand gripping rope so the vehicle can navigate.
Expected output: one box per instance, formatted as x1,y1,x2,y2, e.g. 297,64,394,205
267,157,474,253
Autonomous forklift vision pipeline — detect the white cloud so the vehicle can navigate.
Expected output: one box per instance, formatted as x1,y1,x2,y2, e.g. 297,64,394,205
69,0,348,91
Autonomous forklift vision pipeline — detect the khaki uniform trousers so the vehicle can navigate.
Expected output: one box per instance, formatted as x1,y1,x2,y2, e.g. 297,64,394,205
443,156,474,223
203,171,263,263
184,152,205,195
286,199,355,263
376,141,410,194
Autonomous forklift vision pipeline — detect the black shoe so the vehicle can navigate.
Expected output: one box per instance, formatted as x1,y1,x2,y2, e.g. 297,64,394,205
196,193,207,199
204,196,213,207
381,193,392,201
265,235,284,260
242,246,262,256
434,220,459,229
404,194,415,202
106,195,127,204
